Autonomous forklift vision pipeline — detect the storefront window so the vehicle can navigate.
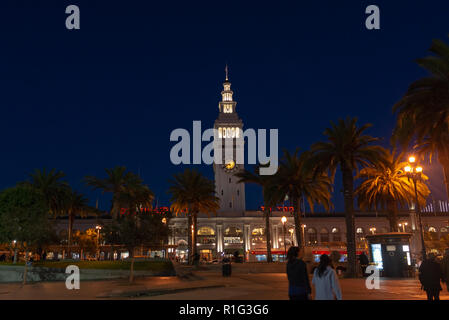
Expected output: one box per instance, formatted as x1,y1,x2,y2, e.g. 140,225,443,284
197,227,215,245
251,227,266,247
224,226,243,244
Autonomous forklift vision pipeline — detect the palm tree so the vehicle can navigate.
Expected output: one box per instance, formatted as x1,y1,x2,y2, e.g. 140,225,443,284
168,169,220,265
393,37,449,200
356,149,430,231
274,149,333,248
24,168,69,216
85,166,142,219
61,189,91,258
117,183,155,217
235,164,279,262
310,117,386,277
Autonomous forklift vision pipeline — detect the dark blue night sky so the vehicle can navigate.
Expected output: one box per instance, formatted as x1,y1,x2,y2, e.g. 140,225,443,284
1,0,448,212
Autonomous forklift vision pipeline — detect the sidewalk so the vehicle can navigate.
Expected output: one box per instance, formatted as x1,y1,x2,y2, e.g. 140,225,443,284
0,266,448,300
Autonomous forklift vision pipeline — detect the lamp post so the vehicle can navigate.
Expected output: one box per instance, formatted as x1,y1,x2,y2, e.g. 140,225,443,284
370,227,376,235
162,218,167,258
191,224,195,264
404,156,426,260
301,224,306,247
281,216,287,262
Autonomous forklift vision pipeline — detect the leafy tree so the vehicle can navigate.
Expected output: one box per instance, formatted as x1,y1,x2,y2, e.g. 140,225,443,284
310,117,386,277
168,169,219,264
72,229,97,258
393,37,449,199
101,211,170,282
274,149,333,248
356,149,430,231
0,185,55,283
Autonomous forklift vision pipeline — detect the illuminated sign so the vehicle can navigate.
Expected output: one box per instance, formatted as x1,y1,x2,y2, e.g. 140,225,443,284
260,206,295,212
371,244,383,270
224,236,243,244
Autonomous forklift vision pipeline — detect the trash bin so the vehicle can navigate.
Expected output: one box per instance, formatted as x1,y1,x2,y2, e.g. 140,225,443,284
222,261,232,277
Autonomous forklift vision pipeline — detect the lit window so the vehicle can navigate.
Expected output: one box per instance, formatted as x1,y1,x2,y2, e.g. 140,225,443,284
356,228,363,234
236,127,240,138
429,227,437,233
231,127,235,138
218,127,222,138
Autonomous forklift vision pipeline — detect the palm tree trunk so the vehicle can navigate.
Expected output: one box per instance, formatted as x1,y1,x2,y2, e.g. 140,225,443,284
67,212,74,259
129,249,135,283
187,214,193,265
387,199,398,232
438,153,449,201
264,209,273,263
193,212,198,262
341,166,357,278
22,250,28,285
293,198,303,249
111,198,120,220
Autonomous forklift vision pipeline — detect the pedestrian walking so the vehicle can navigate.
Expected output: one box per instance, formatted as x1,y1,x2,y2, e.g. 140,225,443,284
312,254,342,300
439,248,449,292
286,246,311,300
419,253,444,300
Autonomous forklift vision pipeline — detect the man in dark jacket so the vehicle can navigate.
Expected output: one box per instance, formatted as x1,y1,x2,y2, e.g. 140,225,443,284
358,252,369,277
286,246,311,300
419,253,444,300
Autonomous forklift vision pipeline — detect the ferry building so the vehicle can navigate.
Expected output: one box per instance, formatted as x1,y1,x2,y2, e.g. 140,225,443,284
167,72,449,263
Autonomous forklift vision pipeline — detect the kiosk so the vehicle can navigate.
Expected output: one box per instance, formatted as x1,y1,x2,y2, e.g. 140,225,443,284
365,233,413,278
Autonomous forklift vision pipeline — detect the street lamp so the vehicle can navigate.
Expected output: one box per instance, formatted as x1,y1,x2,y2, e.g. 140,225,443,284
398,222,408,233
404,156,426,260
281,216,287,262
370,227,376,235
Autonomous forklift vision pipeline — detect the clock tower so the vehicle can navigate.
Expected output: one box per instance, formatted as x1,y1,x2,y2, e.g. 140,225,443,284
213,67,246,215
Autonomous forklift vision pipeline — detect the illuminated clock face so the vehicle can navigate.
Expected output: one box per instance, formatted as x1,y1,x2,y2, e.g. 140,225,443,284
224,160,236,171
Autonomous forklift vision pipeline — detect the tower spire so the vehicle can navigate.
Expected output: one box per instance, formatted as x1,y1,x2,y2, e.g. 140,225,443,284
225,64,229,81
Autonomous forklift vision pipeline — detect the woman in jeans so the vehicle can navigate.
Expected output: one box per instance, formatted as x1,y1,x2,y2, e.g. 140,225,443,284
286,246,311,300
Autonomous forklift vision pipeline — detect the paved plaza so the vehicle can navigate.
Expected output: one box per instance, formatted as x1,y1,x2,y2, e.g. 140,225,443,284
0,269,448,300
